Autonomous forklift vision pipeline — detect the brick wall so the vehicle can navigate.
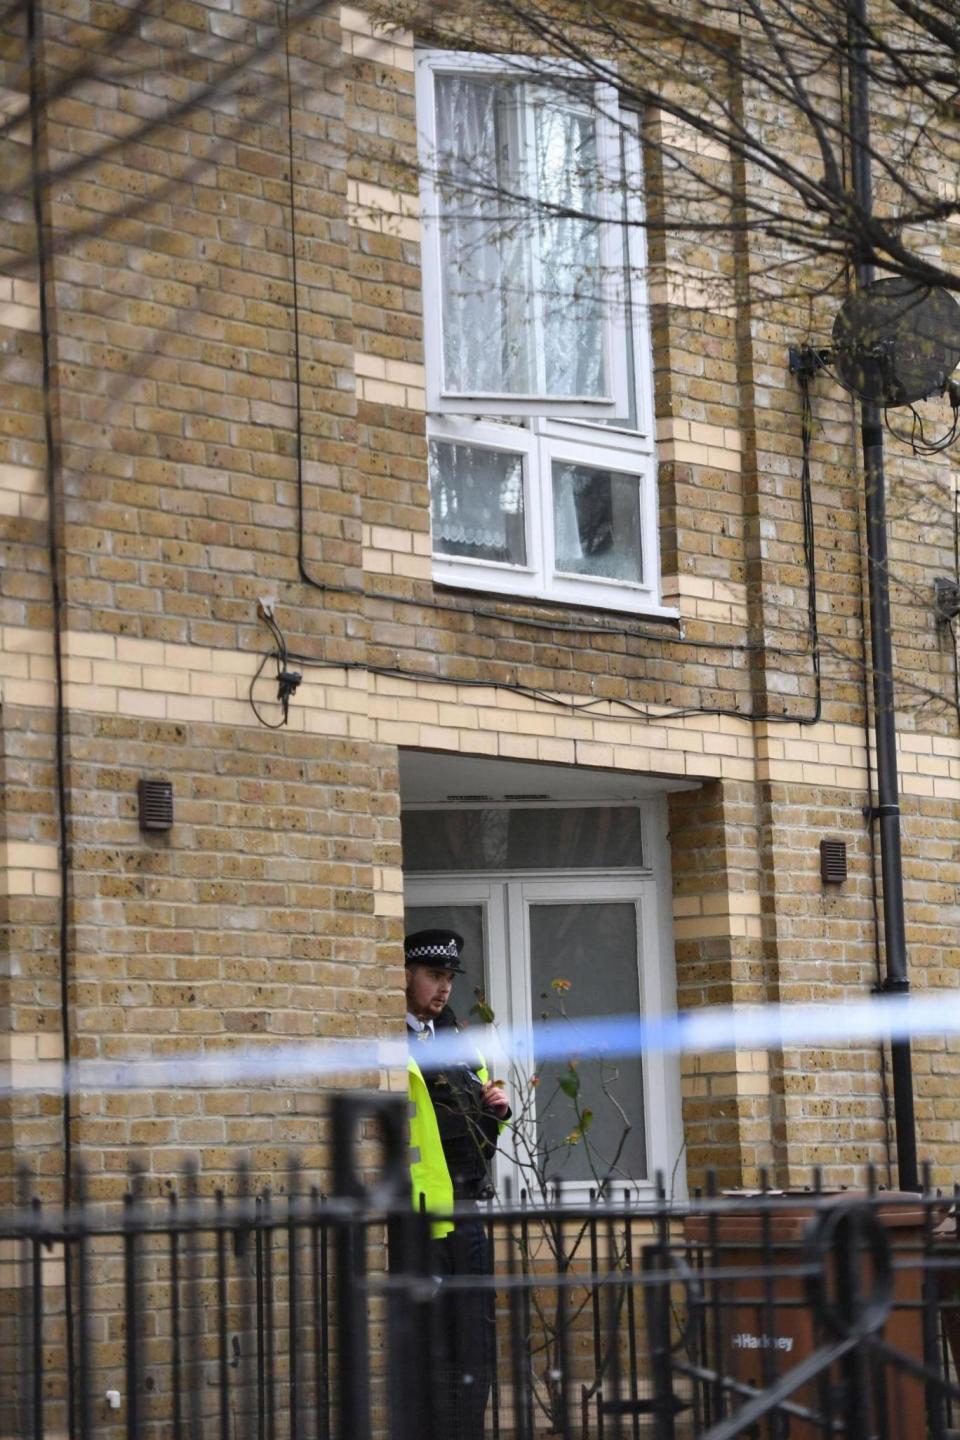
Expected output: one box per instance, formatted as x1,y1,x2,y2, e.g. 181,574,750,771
2,0,960,1208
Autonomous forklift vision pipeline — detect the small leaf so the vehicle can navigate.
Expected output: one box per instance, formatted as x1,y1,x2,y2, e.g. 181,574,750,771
558,1068,580,1099
470,992,495,1023
563,1109,594,1146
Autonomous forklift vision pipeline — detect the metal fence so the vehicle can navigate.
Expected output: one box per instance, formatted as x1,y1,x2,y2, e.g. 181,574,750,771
3,1092,960,1440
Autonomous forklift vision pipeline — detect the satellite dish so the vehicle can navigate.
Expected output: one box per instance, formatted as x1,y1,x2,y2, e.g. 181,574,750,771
831,277,960,406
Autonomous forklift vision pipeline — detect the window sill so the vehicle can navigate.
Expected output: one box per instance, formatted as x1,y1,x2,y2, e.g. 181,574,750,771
431,574,682,626
483,1177,687,1208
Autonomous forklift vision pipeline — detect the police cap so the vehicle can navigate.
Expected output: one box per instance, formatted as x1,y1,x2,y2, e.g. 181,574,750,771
403,928,465,972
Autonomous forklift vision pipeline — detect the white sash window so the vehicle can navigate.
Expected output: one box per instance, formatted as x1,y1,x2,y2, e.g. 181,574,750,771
417,51,664,615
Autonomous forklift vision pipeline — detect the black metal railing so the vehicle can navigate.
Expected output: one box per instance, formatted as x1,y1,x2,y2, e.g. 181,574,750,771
3,1092,960,1440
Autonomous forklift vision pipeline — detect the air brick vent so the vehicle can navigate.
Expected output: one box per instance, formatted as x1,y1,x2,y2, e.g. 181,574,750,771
820,839,847,884
139,779,174,832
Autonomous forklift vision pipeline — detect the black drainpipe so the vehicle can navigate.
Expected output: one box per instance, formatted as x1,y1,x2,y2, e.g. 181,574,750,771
847,0,919,1191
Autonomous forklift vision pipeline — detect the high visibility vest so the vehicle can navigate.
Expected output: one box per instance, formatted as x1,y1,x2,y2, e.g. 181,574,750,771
407,1054,455,1238
407,1049,498,1238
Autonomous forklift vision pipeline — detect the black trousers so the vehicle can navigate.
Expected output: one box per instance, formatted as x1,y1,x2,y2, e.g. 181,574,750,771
428,1212,495,1440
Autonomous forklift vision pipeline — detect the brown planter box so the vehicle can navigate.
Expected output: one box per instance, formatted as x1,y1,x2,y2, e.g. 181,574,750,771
685,1194,928,1439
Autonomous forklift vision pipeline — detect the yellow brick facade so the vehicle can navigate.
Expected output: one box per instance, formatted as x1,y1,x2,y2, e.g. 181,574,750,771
2,0,960,1214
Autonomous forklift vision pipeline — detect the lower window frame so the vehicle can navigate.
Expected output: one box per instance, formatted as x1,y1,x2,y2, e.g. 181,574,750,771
428,414,670,616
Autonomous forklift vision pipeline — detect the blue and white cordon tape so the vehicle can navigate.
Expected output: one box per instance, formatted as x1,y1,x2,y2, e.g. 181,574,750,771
3,992,958,1094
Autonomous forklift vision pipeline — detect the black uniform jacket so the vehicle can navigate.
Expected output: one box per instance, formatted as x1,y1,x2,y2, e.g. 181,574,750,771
410,1006,509,1200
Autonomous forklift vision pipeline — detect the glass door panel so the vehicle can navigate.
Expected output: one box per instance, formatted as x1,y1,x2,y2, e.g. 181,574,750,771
528,900,647,1183
402,902,488,1024
403,870,666,1193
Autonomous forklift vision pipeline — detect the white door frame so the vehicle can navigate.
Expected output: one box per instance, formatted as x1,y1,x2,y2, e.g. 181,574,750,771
405,852,684,1201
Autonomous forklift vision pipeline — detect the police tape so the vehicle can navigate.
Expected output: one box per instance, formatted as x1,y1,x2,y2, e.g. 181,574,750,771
2,991,959,1094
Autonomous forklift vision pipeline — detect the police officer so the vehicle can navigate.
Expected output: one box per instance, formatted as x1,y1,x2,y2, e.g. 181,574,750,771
404,928,509,1440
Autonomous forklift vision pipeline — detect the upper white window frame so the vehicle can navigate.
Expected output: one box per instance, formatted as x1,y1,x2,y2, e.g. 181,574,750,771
415,49,632,419
543,109,654,445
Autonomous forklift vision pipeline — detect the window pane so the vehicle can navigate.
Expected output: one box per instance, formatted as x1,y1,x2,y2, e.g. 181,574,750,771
434,74,609,402
552,462,643,583
403,903,486,1023
402,807,643,872
535,93,604,397
530,902,647,1183
435,74,535,396
429,440,526,565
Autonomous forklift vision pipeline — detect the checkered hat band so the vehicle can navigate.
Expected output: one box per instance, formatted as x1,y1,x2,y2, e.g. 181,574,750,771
406,941,458,960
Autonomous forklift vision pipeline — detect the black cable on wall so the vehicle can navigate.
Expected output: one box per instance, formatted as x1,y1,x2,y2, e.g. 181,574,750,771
283,0,363,600
27,0,73,1209
27,0,78,1431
